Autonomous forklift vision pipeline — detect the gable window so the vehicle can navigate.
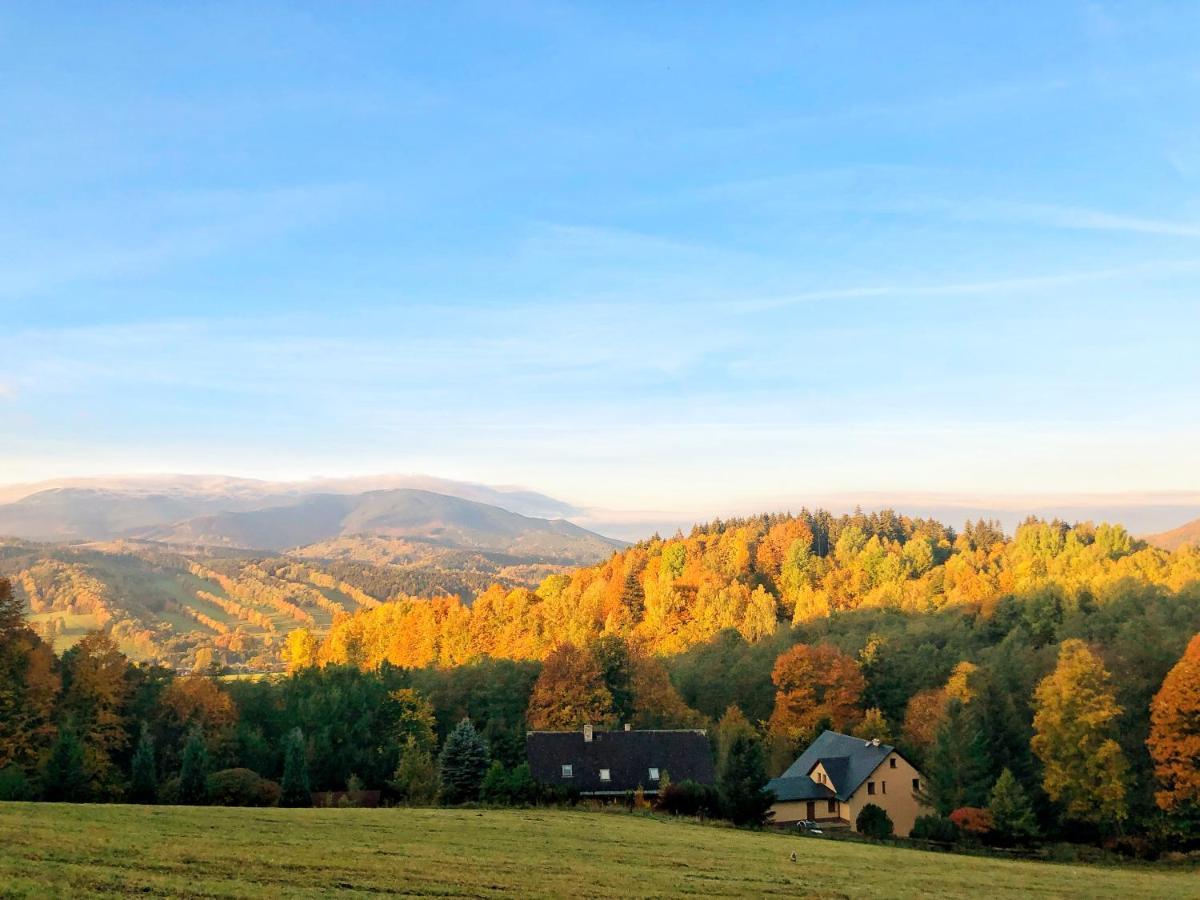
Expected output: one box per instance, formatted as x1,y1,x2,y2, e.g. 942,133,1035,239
561,765,573,778
867,781,876,796
912,778,920,791
889,758,897,769
599,768,611,782
648,768,660,781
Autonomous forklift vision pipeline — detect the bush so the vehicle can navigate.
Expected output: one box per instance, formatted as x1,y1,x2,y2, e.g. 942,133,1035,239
856,803,894,839
158,776,181,805
0,765,33,801
480,762,540,806
206,768,281,807
949,806,993,837
911,814,961,844
656,780,719,818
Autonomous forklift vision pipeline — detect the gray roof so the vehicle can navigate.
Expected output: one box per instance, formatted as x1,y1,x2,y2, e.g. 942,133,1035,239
526,729,714,795
764,774,835,803
769,730,894,802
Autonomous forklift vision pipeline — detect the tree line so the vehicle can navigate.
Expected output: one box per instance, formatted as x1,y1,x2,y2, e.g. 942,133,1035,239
2,508,1199,851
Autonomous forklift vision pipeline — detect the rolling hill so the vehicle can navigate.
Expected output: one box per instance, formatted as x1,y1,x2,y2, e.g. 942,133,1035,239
1145,516,1200,551
133,489,622,560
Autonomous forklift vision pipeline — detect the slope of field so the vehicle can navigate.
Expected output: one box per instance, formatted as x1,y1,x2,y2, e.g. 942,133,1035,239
0,805,1193,899
1145,516,1200,551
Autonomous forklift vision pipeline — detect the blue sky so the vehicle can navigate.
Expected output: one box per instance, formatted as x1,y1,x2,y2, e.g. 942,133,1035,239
2,2,1199,517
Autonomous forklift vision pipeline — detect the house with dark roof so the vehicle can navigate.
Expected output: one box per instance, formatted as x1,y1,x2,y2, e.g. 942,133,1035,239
766,730,929,836
526,724,715,797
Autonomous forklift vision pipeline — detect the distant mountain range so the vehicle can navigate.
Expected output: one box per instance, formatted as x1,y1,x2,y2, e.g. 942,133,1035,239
0,478,620,564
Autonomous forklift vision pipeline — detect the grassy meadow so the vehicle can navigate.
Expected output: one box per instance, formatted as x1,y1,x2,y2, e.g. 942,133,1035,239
0,804,1195,898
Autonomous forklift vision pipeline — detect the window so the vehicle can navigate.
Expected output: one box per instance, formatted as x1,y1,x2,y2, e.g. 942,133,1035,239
827,799,836,814
648,768,660,781
599,768,611,782
867,781,875,796
561,765,573,778
889,758,897,769
882,781,887,795
912,778,920,791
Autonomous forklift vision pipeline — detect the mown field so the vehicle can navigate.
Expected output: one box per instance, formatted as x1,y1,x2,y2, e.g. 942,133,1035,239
0,804,1195,898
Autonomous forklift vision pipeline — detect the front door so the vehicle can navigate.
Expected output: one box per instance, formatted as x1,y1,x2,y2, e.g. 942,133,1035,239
806,801,815,820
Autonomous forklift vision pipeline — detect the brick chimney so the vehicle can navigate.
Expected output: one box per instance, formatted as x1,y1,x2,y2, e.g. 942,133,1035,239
584,723,593,742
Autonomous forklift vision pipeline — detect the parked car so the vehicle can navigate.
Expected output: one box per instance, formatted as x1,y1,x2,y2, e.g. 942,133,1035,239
796,820,824,835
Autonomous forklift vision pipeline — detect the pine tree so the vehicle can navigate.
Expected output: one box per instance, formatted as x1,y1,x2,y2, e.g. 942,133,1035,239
438,718,490,805
177,725,210,805
924,699,989,815
718,731,773,827
43,726,90,802
619,569,644,618
1031,639,1128,827
129,723,158,804
988,768,1038,844
0,577,23,636
280,727,311,808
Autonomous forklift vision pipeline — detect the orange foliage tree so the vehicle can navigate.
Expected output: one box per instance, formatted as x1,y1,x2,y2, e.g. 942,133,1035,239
768,642,865,747
1147,632,1200,815
526,643,617,730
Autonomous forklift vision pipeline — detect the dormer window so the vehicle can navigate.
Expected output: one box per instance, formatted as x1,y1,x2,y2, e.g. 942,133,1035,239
599,768,611,782
561,765,573,778
648,768,660,781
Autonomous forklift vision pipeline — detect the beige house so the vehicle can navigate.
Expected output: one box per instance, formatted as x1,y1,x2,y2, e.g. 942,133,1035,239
766,730,929,837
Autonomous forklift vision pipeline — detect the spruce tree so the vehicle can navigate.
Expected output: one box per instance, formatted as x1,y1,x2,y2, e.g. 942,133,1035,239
717,731,773,827
438,718,490,805
129,723,158,804
925,699,989,815
43,727,90,802
988,768,1038,844
280,727,311,808
178,725,210,805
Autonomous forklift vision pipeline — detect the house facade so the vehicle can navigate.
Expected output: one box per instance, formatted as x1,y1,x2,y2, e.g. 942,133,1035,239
526,724,715,797
766,730,929,836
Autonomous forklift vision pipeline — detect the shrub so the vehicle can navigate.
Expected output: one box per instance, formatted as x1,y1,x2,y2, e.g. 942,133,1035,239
206,768,281,807
910,814,961,844
856,803,894,839
0,765,33,801
158,776,181,805
656,780,719,818
480,762,540,806
949,806,993,837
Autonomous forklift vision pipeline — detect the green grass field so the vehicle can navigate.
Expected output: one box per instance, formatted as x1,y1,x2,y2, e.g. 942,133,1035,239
0,804,1194,899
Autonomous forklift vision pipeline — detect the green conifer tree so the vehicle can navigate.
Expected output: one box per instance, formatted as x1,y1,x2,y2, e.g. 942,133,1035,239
280,727,311,808
43,726,89,802
988,768,1039,844
129,723,158,804
925,699,990,815
438,718,490,805
717,731,774,827
177,725,210,805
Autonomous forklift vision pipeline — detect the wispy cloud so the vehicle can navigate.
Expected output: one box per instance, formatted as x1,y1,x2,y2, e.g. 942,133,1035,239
0,183,364,297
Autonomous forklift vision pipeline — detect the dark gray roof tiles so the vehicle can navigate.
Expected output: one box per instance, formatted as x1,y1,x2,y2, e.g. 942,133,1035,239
768,730,895,802
526,729,715,795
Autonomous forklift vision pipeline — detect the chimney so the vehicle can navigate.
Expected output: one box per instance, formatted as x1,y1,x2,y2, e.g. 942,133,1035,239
584,723,593,742
624,724,631,732
872,738,880,746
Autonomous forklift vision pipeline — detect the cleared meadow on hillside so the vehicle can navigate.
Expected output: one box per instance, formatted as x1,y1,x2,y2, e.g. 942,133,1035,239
0,804,1195,898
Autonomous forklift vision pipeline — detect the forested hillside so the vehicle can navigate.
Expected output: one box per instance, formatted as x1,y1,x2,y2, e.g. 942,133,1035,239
0,539,571,670
3,508,1199,849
